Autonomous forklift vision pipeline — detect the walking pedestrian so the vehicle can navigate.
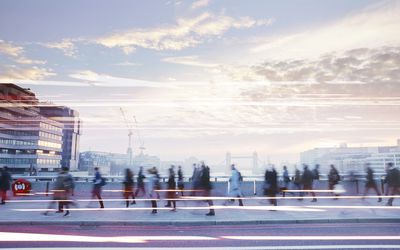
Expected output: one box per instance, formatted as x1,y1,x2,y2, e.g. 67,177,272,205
264,167,278,206
362,163,382,202
123,168,136,207
328,164,341,199
147,167,160,214
301,165,317,202
90,167,105,208
312,164,320,190
135,166,146,197
282,166,290,197
165,165,177,211
293,166,302,199
199,164,215,216
225,164,244,206
43,167,73,216
177,166,184,196
0,166,12,205
385,162,400,206
191,163,201,196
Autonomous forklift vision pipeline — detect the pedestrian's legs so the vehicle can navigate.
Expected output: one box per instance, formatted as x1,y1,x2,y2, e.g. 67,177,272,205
372,185,382,202
95,193,104,208
0,190,6,204
151,200,157,213
237,195,244,206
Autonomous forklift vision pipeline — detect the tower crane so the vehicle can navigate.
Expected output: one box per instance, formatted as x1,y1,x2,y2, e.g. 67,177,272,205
120,107,133,166
133,116,145,155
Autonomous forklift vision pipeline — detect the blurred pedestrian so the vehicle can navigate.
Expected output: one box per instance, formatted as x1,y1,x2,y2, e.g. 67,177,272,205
147,167,160,214
123,168,136,207
90,167,105,208
165,165,177,211
301,165,317,202
328,164,341,199
135,166,146,197
293,166,302,199
264,167,278,206
43,167,72,216
225,164,244,206
200,164,215,216
362,163,382,202
191,163,201,196
177,166,184,196
385,162,400,206
282,165,290,197
312,164,320,190
0,166,12,205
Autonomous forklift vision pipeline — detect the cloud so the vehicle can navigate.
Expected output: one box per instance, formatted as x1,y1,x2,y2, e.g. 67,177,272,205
252,46,400,85
191,0,210,10
0,40,45,65
162,55,218,67
0,66,55,80
94,12,273,52
0,40,23,57
251,1,400,59
42,39,77,57
68,70,176,88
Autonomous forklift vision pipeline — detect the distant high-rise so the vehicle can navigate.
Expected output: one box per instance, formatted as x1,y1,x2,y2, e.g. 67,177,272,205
40,106,81,171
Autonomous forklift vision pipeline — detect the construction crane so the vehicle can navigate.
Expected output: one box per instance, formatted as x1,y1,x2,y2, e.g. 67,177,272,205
133,116,145,155
120,107,133,166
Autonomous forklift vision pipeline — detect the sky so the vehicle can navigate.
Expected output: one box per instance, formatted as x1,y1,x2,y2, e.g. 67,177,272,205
0,0,400,167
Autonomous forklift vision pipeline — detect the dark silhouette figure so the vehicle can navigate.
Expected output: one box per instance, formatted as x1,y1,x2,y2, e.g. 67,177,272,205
177,166,184,196
282,166,290,197
328,165,341,199
293,167,302,199
301,165,317,202
165,165,177,211
385,162,400,206
200,164,215,216
123,168,136,207
363,164,382,202
264,167,278,206
135,166,146,197
0,166,12,204
91,167,104,208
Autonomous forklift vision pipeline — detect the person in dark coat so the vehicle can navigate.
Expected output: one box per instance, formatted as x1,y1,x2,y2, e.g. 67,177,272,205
135,166,146,197
282,166,290,197
123,168,136,207
293,166,302,199
165,165,177,211
264,167,278,206
328,164,341,199
199,164,215,216
301,165,317,202
177,166,184,196
385,162,400,206
362,163,382,202
0,166,12,204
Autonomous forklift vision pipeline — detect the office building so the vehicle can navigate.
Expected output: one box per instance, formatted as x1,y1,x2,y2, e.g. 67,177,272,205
0,84,63,173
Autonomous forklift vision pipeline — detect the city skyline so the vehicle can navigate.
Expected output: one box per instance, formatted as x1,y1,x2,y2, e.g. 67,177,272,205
1,0,400,166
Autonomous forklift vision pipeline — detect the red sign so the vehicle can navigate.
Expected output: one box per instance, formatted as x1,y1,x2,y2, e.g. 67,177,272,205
12,179,32,195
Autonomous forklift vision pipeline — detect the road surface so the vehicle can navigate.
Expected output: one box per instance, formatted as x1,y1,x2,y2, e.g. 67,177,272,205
0,223,399,249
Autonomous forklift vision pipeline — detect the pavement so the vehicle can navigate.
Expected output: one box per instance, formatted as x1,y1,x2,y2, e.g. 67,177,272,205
0,191,399,226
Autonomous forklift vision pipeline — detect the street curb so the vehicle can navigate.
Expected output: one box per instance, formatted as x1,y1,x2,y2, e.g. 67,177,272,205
1,218,399,226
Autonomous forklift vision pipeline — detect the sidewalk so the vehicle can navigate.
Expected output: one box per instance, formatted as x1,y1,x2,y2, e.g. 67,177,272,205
0,194,399,226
